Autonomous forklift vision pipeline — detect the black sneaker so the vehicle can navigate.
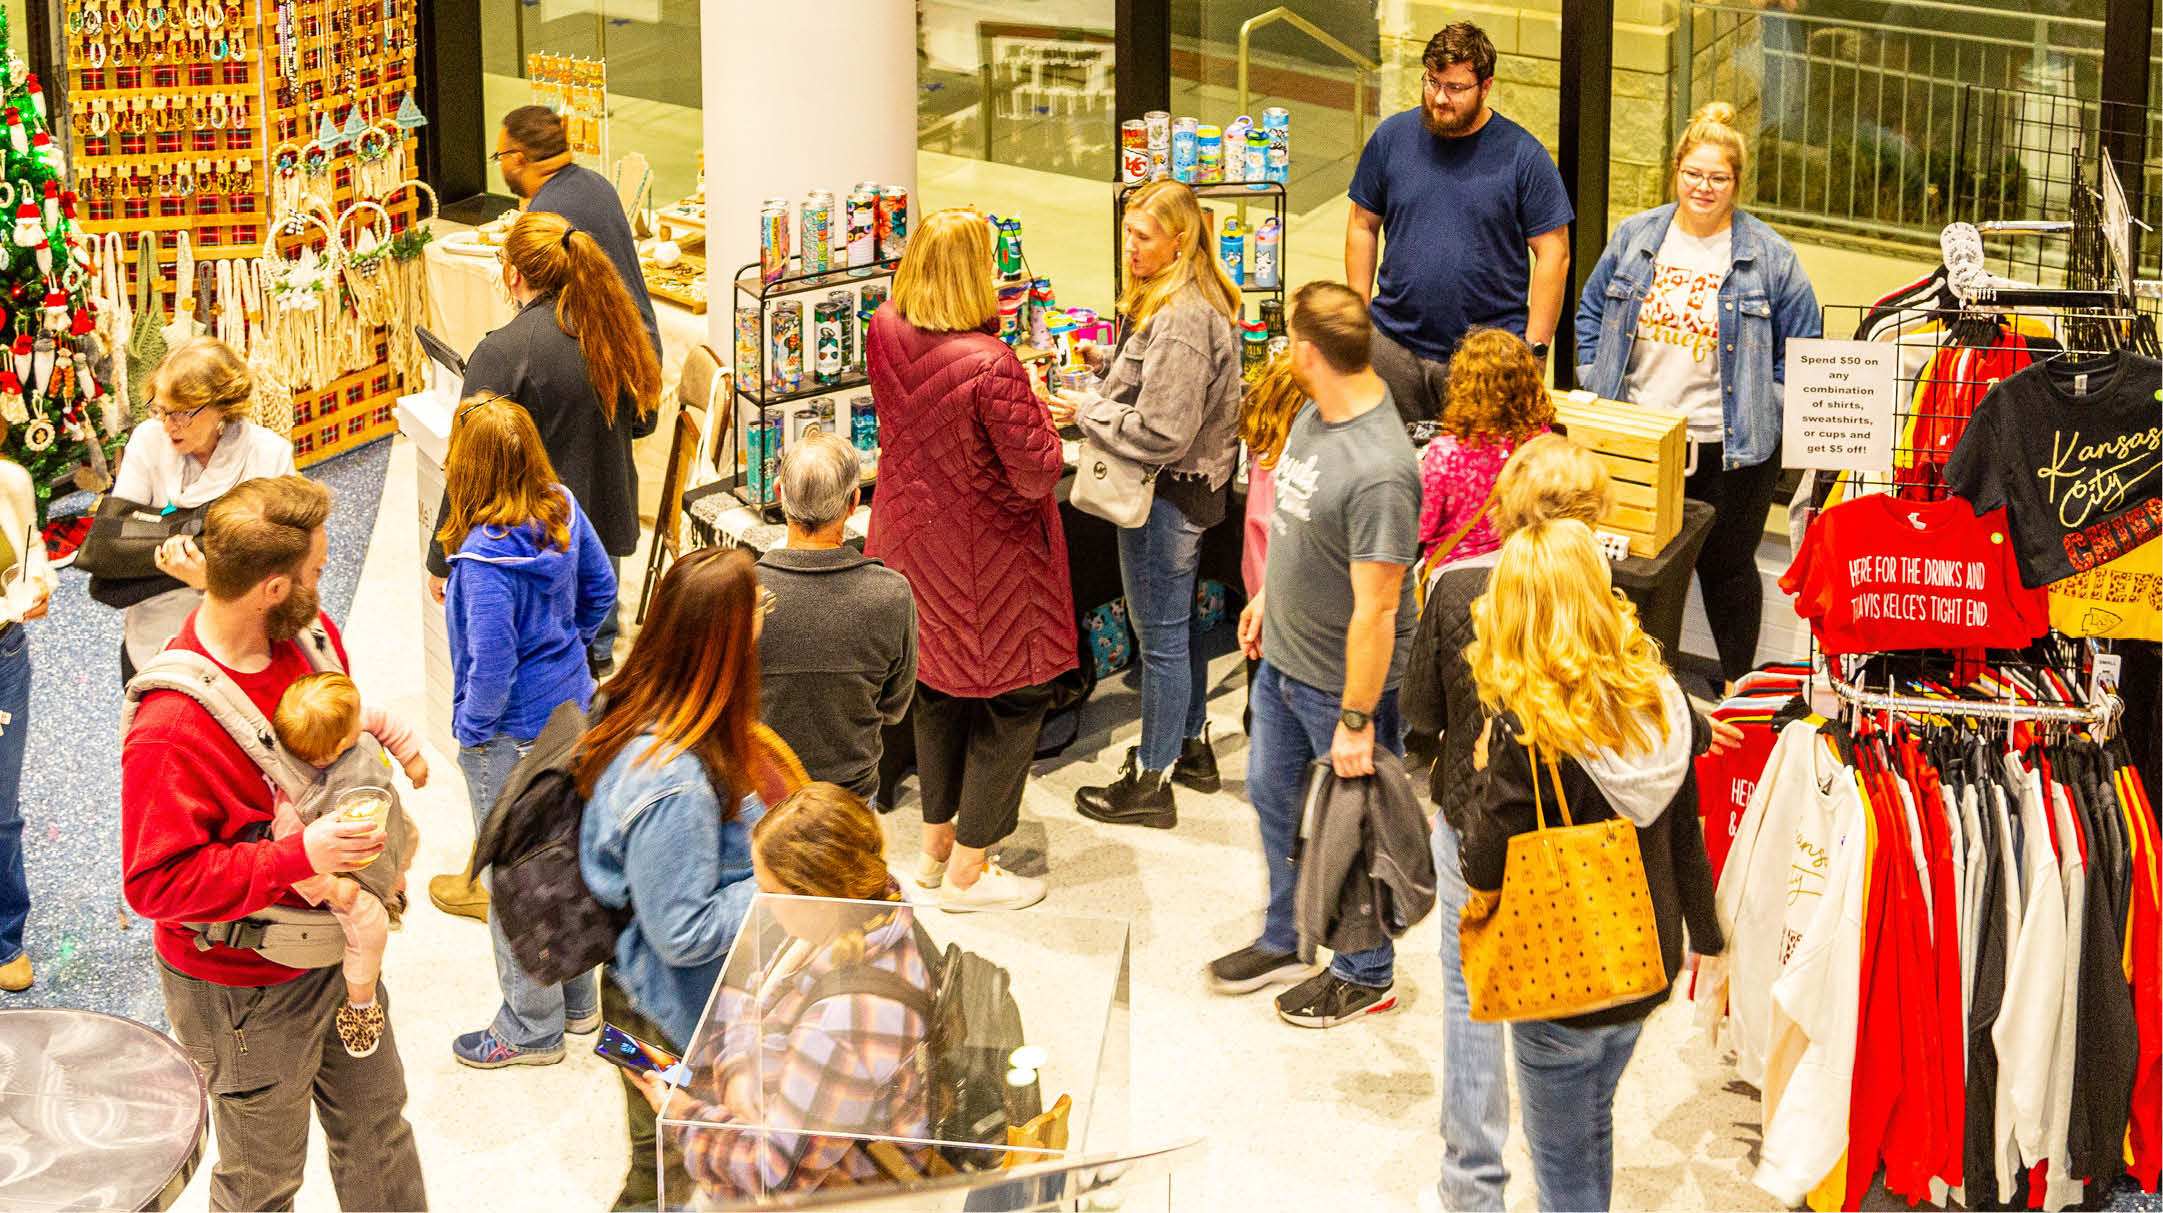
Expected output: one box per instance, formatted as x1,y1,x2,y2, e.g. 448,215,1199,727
1173,733,1220,793
1206,945,1312,994
1076,751,1177,829
1274,971,1398,1028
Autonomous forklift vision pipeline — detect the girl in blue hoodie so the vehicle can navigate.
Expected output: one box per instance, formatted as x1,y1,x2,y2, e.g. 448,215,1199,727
438,395,618,1069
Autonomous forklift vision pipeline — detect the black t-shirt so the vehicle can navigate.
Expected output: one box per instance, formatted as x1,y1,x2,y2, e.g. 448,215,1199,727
1944,351,2162,587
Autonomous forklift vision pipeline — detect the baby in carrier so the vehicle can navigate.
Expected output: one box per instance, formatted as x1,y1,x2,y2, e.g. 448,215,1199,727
270,672,427,1059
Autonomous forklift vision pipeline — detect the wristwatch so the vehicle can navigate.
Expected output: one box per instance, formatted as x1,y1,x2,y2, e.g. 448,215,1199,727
1339,707,1372,732
1529,340,1551,360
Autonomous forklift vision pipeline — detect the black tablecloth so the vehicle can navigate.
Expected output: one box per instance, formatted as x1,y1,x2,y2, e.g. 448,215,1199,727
1611,499,1715,657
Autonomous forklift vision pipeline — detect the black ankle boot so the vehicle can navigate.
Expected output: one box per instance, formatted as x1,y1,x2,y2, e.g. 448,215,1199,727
1173,733,1220,792
1077,751,1177,829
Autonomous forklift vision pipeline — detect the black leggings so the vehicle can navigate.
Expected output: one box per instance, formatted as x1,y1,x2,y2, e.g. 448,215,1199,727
1685,444,1784,684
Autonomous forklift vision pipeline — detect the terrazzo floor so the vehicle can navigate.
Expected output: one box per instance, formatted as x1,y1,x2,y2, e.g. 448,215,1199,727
4,432,2156,1212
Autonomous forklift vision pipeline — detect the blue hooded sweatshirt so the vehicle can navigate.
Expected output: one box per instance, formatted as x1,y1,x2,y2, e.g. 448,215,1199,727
444,487,617,747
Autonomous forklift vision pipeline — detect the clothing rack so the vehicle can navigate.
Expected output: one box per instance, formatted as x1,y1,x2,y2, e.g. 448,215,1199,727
1825,664,2121,727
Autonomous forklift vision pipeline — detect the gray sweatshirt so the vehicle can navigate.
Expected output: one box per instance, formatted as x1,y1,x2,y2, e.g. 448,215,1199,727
1077,285,1244,491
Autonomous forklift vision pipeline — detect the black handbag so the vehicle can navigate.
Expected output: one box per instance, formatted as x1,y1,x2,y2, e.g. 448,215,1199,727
87,570,187,609
74,495,207,582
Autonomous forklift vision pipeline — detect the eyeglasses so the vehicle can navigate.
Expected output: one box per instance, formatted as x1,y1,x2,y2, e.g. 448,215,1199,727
1679,167,1737,190
149,402,210,426
488,148,520,163
756,587,776,621
1422,73,1481,99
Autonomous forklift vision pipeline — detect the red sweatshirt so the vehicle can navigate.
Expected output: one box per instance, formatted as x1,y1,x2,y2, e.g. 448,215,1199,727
121,611,350,986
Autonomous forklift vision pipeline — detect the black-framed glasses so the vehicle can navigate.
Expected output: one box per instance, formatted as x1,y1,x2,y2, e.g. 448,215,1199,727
1421,73,1481,98
488,148,519,163
149,402,210,425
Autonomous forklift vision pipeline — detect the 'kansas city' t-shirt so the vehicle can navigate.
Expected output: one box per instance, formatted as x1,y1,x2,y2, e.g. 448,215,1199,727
1782,492,2049,654
1943,351,2163,587
1623,223,1731,440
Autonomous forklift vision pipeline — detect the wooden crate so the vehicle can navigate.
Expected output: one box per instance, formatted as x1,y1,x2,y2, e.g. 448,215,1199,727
1553,391,1688,558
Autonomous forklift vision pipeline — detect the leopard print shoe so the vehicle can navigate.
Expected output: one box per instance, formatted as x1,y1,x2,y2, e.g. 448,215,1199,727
337,1000,386,1059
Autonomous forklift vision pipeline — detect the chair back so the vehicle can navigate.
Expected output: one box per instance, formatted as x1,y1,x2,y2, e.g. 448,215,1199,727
636,345,729,625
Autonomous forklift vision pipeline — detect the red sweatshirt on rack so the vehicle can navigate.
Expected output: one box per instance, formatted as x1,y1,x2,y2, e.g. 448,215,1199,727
2120,767,2162,1191
120,612,350,986
1904,736,1968,1192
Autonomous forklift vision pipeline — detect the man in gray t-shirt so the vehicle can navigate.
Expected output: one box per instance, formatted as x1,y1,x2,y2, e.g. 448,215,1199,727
1211,283,1423,1030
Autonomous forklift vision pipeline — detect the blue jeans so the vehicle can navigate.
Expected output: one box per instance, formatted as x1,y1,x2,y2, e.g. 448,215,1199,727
591,556,623,670
461,735,597,1050
1512,1017,1645,1212
1432,816,1509,1210
1246,659,1398,987
0,626,29,965
1117,497,1210,772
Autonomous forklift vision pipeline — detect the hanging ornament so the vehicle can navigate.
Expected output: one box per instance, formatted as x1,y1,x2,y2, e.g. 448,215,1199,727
316,112,342,151
9,335,30,389
70,306,94,338
18,415,52,451
21,75,44,123
0,371,22,424
394,91,428,131
30,336,54,396
340,107,367,149
58,189,76,223
40,180,56,228
39,290,66,333
3,108,24,155
29,132,59,176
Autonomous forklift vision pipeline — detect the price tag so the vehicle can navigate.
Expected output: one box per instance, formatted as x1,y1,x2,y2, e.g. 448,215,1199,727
1782,339,1895,472
2091,651,2122,708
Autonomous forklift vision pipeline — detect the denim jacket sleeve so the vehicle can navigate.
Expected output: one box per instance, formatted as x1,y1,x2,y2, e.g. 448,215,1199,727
1766,242,1825,399
620,773,757,970
1574,239,1627,386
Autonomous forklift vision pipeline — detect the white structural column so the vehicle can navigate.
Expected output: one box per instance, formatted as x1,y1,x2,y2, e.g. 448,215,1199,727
700,2,919,352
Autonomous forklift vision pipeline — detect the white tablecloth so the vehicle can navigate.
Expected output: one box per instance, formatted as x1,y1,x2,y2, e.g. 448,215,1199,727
422,239,710,398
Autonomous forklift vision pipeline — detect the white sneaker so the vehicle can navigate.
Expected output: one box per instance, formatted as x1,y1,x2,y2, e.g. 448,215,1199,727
915,852,946,890
937,861,1046,912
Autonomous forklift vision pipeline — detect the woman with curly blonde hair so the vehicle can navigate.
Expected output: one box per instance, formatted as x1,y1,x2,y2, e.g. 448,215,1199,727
1459,518,1724,1211
1417,329,1553,566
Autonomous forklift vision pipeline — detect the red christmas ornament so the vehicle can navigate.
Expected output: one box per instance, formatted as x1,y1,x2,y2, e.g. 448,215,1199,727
70,306,94,337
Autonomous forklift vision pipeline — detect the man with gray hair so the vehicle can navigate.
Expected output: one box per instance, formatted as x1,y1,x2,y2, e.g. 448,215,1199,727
756,431,918,800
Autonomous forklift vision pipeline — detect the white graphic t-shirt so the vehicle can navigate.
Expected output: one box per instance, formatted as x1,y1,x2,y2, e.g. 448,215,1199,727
1623,222,1732,440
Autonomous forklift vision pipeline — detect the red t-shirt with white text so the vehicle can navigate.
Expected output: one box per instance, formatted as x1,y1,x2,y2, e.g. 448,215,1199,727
1782,494,2048,655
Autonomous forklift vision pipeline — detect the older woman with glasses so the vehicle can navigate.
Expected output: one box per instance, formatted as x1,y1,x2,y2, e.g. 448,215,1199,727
1574,101,1820,693
101,336,295,684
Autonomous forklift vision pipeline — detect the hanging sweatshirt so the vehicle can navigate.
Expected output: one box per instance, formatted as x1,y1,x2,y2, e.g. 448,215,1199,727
1715,719,1852,1088
1753,756,1871,1205
2119,765,2162,1191
1995,752,2068,1202
2037,777,2088,1210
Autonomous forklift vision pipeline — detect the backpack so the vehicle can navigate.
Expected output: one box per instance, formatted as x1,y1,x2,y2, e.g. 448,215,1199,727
119,622,351,969
465,696,628,988
805,922,1046,1173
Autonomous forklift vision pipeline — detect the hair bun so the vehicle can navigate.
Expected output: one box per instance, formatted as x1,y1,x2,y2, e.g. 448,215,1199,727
1693,101,1737,128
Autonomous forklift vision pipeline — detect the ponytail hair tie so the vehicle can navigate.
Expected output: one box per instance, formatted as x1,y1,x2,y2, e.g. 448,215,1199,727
561,228,574,251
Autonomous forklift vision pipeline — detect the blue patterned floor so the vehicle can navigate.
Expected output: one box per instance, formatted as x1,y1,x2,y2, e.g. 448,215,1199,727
0,438,389,1026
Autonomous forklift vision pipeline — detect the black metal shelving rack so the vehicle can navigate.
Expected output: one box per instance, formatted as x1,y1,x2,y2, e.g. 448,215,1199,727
727,256,900,518
1111,180,1288,319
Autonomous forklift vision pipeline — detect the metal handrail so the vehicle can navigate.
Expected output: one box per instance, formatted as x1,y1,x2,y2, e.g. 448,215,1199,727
1237,7,1379,156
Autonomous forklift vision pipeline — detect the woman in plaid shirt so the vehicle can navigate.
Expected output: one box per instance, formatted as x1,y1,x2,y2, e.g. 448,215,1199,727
634,785,936,1201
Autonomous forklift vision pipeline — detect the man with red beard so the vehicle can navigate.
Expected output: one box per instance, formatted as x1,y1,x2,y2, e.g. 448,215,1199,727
1345,22,1575,426
122,475,426,1211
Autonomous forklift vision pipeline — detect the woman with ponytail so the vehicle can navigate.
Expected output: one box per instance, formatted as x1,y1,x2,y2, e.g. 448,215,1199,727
1574,102,1820,693
1049,179,1244,828
424,207,663,678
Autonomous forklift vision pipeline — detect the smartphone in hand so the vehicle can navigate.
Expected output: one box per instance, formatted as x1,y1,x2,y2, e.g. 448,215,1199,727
596,1024,681,1078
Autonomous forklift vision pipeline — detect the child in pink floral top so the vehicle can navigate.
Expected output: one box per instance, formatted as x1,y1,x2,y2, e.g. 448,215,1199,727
1418,330,1556,565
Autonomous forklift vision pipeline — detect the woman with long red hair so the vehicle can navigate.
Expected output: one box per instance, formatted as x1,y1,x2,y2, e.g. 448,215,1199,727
577,545,803,1210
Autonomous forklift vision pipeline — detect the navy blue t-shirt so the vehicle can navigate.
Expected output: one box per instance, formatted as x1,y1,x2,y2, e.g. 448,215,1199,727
1350,109,1574,363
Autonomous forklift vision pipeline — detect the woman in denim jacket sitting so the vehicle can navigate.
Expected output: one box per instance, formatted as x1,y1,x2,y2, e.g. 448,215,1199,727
579,546,803,1209
1575,102,1820,692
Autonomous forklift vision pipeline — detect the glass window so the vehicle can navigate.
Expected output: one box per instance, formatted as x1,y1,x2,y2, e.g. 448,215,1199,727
477,0,702,205
916,2,1116,314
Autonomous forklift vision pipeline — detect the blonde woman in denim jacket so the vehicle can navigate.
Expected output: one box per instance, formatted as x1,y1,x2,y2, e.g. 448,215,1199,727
1575,103,1820,691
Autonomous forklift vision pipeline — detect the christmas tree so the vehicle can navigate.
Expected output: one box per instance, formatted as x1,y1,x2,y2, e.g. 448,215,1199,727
0,8,118,523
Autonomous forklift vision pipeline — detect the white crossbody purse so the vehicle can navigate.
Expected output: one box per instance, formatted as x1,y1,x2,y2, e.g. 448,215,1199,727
1070,437,1158,528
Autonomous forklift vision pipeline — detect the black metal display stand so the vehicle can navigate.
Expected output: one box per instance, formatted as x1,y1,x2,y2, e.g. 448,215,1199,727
1111,180,1288,314
727,257,900,517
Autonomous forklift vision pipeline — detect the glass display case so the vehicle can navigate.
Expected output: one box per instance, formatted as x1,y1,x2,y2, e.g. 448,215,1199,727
656,895,1136,1211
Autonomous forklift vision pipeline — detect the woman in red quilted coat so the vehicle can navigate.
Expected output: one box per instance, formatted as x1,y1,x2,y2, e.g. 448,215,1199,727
866,208,1076,913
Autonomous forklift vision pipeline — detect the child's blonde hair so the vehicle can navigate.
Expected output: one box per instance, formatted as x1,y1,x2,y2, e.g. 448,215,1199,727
274,671,362,766
1493,434,1612,536
1239,351,1304,470
1467,520,1672,759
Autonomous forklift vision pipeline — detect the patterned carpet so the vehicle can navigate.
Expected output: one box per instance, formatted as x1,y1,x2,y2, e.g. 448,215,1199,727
0,438,389,1026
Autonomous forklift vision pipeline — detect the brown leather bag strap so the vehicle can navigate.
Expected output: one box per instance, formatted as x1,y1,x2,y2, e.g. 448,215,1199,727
1431,487,1500,567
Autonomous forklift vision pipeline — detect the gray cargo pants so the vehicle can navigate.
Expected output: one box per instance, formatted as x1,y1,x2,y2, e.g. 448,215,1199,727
160,959,428,1211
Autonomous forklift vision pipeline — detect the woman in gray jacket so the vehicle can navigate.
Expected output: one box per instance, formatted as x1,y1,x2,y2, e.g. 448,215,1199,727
1050,179,1244,828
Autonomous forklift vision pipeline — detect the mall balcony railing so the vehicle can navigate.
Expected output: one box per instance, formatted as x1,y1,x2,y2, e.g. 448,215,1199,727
1675,0,2161,264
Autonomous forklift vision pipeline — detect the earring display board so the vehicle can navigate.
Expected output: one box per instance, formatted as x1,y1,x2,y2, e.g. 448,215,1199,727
527,53,606,163
63,0,432,468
